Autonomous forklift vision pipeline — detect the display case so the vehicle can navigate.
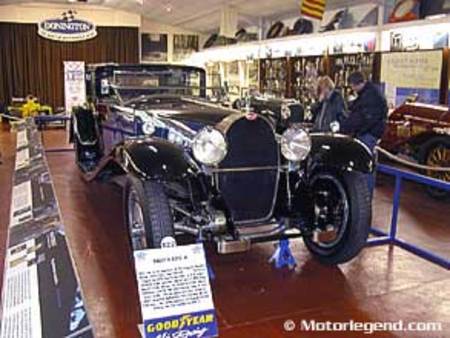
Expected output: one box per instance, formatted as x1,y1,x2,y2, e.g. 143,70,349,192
260,57,289,98
289,56,327,108
329,53,378,100
205,62,222,99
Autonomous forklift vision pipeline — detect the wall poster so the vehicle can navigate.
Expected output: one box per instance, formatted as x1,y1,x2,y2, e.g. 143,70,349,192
141,33,168,62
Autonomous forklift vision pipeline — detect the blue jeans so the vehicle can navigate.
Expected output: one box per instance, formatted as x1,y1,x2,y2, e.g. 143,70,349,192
358,133,378,195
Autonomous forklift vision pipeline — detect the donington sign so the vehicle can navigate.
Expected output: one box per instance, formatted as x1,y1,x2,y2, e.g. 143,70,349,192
38,10,97,42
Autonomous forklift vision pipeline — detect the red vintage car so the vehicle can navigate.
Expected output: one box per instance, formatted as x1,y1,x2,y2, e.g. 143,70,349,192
380,102,450,197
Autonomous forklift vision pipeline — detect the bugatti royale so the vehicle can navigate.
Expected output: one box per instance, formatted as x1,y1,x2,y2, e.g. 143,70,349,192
71,64,374,265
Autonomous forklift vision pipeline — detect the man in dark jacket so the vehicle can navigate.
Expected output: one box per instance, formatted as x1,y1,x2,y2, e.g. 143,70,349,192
341,71,388,193
311,76,347,132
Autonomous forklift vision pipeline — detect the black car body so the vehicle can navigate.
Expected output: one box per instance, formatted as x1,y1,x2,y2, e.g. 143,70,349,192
72,63,374,264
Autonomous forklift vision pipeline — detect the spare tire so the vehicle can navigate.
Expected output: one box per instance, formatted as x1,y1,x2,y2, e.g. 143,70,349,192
292,18,313,35
266,21,284,39
235,28,247,40
203,33,218,49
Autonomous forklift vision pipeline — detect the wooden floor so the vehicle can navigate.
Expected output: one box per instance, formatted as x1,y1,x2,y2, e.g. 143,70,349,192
1,126,449,337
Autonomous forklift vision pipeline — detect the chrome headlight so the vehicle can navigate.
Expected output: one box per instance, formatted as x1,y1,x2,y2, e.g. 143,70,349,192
192,127,227,165
281,126,311,162
142,120,155,135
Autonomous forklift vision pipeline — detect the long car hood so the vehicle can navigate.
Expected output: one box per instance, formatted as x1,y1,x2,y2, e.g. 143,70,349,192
156,110,232,127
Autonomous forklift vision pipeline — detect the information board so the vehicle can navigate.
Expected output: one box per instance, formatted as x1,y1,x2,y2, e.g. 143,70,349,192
134,244,218,338
380,50,443,107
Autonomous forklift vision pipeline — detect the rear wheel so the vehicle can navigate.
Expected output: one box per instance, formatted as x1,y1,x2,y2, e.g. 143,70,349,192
303,172,371,265
124,176,175,250
419,138,450,199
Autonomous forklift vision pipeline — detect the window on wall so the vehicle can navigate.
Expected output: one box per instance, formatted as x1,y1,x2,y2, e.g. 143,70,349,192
141,33,168,62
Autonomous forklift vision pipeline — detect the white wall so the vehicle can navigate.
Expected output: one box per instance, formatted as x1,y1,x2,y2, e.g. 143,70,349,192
0,3,141,27
0,3,206,64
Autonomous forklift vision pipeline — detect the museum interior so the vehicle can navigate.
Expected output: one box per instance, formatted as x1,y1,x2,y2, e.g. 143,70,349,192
0,0,449,337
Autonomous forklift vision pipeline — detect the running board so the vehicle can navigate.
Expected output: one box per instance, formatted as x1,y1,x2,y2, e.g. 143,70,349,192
217,239,251,254
81,155,115,182
216,223,294,254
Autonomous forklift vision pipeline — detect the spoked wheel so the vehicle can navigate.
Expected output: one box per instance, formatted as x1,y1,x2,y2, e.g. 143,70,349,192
303,172,371,265
419,138,450,199
124,176,175,251
425,143,450,199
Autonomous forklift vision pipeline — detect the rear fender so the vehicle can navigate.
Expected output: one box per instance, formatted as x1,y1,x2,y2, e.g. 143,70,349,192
308,133,374,174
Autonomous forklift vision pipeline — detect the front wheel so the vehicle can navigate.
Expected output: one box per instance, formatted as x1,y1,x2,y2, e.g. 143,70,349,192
303,171,371,265
124,176,175,250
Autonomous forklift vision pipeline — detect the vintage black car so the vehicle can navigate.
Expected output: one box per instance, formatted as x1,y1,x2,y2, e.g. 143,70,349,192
72,63,374,265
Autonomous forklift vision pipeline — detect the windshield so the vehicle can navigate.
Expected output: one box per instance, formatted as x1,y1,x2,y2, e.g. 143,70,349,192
111,68,203,101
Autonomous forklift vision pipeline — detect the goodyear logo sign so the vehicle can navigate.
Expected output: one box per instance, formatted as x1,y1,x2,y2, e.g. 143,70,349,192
145,310,218,338
38,10,97,42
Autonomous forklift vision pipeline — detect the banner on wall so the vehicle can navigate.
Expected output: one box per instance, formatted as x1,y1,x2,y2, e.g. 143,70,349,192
64,61,86,114
380,50,443,107
38,10,97,42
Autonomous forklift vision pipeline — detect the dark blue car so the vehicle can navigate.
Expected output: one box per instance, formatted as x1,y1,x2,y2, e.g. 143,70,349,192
72,63,374,265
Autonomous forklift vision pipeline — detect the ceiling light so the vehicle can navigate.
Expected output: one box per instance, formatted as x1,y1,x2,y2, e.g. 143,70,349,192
164,2,173,13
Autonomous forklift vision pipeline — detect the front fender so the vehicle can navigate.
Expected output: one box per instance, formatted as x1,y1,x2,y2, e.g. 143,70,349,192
119,138,198,180
308,133,374,174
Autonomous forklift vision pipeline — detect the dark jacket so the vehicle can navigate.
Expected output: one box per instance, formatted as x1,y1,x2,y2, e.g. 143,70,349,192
341,82,388,139
311,89,347,132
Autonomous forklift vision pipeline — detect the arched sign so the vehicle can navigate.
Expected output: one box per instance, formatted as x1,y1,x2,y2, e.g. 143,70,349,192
38,11,97,42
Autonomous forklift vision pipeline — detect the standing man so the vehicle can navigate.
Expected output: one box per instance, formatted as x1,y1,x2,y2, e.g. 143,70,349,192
311,76,347,132
341,71,388,192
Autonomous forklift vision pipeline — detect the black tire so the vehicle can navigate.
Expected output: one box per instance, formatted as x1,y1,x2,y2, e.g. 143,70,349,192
293,18,313,35
418,137,450,199
266,21,284,39
124,176,175,250
303,171,371,265
203,33,218,49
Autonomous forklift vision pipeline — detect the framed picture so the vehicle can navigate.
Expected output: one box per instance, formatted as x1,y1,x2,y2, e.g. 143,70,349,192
141,33,168,62
173,34,199,62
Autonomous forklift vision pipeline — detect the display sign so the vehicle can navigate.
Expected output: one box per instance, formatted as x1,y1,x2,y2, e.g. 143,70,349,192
380,50,443,107
1,120,93,338
134,244,218,338
64,61,86,114
38,10,97,42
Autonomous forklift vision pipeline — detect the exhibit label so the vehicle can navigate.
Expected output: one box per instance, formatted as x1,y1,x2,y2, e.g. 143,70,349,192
134,244,218,338
38,11,97,42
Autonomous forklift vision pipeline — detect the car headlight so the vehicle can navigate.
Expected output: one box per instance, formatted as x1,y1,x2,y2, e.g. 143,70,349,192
192,127,227,165
142,120,155,135
281,126,311,161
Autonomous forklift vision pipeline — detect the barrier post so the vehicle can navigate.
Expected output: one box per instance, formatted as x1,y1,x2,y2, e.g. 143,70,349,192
389,174,402,241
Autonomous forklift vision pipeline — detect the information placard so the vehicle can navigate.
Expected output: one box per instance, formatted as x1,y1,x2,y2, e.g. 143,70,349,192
134,244,218,338
64,61,86,114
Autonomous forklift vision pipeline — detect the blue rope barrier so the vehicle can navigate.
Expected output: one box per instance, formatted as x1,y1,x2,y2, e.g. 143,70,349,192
370,164,450,270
